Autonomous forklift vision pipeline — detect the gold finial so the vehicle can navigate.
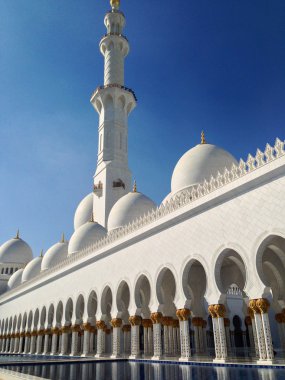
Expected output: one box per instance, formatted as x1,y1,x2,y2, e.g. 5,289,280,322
15,229,20,239
40,249,44,258
60,233,65,243
110,0,120,10
133,180,137,193
201,130,206,144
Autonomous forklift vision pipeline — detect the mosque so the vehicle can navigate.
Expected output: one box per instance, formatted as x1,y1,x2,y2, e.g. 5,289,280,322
0,0,285,366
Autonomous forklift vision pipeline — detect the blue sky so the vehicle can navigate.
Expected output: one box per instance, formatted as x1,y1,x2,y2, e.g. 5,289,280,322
1,0,285,257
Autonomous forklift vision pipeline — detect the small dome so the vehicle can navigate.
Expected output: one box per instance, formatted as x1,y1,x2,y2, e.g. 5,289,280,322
7,268,24,290
171,143,237,194
22,256,42,283
74,193,94,230
68,221,107,255
41,237,68,271
0,235,33,264
108,191,157,231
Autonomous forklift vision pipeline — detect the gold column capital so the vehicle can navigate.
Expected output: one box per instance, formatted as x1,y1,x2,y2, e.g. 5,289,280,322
150,312,163,324
129,315,142,326
122,324,131,332
110,318,122,328
96,320,106,330
176,308,191,321
256,298,270,314
142,319,152,328
161,316,173,326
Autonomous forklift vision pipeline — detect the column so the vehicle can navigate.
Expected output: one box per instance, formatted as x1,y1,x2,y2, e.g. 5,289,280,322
60,326,70,355
245,316,255,357
36,330,44,354
275,313,285,351
142,319,152,356
129,315,142,358
70,325,80,356
14,332,20,353
43,329,51,355
95,320,106,357
122,325,131,355
10,333,15,353
24,332,31,354
111,318,122,358
5,334,10,353
208,304,228,362
223,318,232,356
202,320,208,355
173,319,179,356
30,331,37,354
192,317,201,355
150,312,162,359
176,308,191,361
51,327,59,355
249,298,274,363
81,323,91,356
19,332,25,353
89,326,96,354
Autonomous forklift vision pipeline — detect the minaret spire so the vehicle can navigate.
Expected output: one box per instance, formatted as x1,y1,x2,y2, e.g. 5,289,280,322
90,2,136,227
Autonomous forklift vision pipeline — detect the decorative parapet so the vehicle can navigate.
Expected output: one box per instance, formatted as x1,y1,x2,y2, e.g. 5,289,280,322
91,84,137,102
1,138,285,299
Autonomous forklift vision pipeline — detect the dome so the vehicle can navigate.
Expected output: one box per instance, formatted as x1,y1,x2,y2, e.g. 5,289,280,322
108,190,157,231
41,237,69,271
7,268,24,290
171,142,238,194
74,193,94,230
68,221,107,255
0,235,33,264
22,256,42,283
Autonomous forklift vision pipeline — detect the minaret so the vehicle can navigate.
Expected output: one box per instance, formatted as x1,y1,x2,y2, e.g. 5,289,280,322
91,0,136,228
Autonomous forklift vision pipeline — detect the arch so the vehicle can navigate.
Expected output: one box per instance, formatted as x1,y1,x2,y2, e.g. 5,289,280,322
47,304,55,327
17,314,22,331
22,312,27,331
87,290,98,320
182,259,207,316
33,309,40,329
12,315,17,331
75,294,85,322
100,286,112,321
134,274,151,318
214,248,247,295
116,280,130,322
156,267,177,316
40,307,46,328
65,298,73,325
56,301,63,325
117,95,126,110
256,234,285,301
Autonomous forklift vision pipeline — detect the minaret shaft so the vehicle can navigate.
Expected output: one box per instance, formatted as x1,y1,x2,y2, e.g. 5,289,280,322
90,4,136,228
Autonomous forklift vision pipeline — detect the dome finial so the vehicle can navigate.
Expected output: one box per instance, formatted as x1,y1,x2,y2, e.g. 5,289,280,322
15,229,20,239
60,233,65,243
201,130,206,144
133,180,137,193
110,0,120,10
40,249,44,258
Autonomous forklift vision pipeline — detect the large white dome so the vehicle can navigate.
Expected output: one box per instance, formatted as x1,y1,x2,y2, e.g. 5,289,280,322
0,236,33,264
74,193,94,230
171,143,237,194
41,238,69,271
108,191,157,231
22,256,42,283
68,221,107,255
7,268,24,290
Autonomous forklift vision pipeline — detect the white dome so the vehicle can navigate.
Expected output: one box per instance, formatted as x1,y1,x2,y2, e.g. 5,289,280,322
171,143,238,194
0,237,33,264
22,256,42,283
68,221,107,255
74,193,94,230
108,191,157,231
7,268,24,290
41,240,69,271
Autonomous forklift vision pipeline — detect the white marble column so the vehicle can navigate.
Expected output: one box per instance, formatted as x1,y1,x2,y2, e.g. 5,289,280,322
245,316,255,356
43,330,51,355
275,313,285,351
249,298,274,363
209,304,228,362
147,325,153,356
60,326,70,355
24,332,31,354
223,319,232,356
30,332,37,354
51,328,59,355
70,325,80,356
176,308,191,361
192,317,201,355
82,323,91,356
111,318,122,358
36,331,44,354
202,320,208,355
122,325,131,355
14,334,20,353
150,313,162,359
129,315,141,358
95,321,106,357
142,319,152,356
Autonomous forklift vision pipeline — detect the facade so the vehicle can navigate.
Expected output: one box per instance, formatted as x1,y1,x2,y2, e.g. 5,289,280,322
0,0,285,366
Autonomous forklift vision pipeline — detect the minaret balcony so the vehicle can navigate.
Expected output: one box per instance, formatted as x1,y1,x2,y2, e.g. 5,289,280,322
102,33,128,43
